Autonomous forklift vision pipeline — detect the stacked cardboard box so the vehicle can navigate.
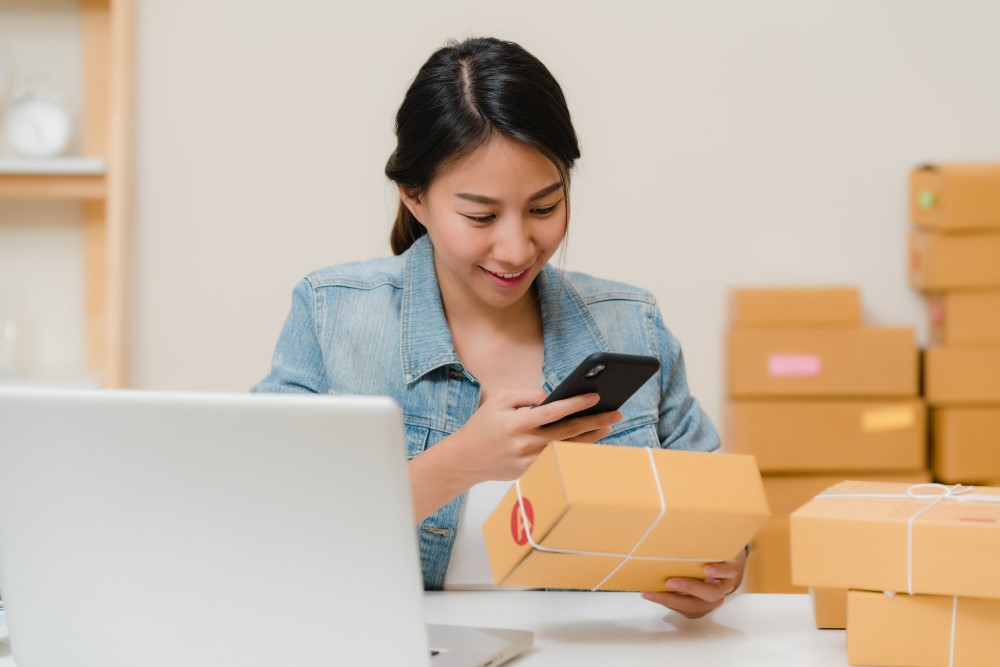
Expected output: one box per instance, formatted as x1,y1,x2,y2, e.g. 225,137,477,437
725,287,927,594
910,164,1000,486
791,480,1000,666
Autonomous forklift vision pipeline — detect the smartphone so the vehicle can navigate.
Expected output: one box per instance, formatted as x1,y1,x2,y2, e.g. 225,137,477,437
539,352,660,422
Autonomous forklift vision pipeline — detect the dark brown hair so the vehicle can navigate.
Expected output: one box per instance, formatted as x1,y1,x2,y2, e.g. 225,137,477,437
384,37,581,255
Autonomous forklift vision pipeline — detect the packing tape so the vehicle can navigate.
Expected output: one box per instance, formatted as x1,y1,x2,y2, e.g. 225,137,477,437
513,447,719,591
815,483,1000,595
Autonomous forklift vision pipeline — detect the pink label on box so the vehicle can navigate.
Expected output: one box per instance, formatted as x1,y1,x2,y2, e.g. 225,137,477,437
768,354,822,377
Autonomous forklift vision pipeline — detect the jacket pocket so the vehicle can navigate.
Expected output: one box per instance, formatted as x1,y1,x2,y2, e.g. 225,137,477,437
601,418,659,448
405,424,431,459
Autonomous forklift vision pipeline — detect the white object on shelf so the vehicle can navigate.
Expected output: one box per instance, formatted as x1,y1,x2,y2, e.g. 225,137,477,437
4,90,73,158
0,156,106,174
0,372,101,390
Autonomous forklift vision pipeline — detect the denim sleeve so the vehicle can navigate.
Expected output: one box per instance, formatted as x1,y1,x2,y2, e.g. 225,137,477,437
251,279,331,394
653,304,720,452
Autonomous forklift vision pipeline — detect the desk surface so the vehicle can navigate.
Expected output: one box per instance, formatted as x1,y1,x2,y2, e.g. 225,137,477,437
425,591,852,666
0,593,853,666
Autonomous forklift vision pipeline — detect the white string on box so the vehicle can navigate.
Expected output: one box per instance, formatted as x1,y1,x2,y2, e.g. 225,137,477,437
513,447,717,591
879,591,960,667
815,483,1000,595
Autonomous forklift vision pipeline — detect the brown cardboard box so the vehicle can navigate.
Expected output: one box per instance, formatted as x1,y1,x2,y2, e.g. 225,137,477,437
746,472,931,594
909,230,1000,292
911,163,1000,231
728,328,918,398
929,292,1000,345
811,587,847,630
924,346,1000,405
729,287,862,328
932,408,1000,483
848,590,1000,667
725,400,926,472
745,519,797,593
482,442,770,591
790,480,1000,598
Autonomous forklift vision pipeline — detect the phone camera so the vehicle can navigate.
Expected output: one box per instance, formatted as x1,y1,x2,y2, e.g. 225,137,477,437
584,364,606,379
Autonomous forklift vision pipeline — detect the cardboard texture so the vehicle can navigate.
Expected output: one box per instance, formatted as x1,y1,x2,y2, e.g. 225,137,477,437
847,590,1000,667
745,519,798,593
746,472,931,594
482,442,770,591
924,346,1000,405
929,292,1000,345
932,408,1000,483
729,287,862,328
725,400,926,472
728,328,918,398
910,163,1000,232
811,586,847,630
909,230,1000,292
790,480,1000,598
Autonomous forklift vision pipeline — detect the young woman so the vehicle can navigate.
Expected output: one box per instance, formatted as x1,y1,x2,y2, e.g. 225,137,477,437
254,37,744,619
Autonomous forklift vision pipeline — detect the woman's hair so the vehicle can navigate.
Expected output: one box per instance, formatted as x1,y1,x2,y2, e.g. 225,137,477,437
384,37,581,255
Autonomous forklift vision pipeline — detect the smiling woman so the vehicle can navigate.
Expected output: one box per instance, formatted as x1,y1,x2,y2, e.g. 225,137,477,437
252,37,734,619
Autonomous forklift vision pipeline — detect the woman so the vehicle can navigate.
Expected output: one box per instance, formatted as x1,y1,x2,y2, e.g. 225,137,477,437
254,37,744,619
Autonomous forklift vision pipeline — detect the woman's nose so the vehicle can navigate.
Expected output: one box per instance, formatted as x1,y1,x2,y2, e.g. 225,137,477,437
492,217,535,267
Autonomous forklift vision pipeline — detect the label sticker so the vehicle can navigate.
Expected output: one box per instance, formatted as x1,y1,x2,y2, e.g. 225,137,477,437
768,354,822,377
861,406,917,432
510,498,534,546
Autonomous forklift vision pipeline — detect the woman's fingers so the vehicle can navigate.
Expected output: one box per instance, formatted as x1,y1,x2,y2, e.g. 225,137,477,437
640,590,724,619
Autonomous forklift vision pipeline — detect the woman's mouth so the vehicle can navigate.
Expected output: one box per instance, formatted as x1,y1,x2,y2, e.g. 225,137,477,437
480,266,531,287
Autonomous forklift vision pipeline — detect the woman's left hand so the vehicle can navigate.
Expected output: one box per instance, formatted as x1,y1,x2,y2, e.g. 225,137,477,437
639,548,747,619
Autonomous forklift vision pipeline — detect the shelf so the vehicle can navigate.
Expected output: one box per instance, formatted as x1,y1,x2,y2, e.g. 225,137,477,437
0,157,107,175
0,157,108,199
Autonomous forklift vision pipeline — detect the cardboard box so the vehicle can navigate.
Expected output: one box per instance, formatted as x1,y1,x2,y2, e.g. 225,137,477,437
746,472,931,594
929,292,1000,345
909,230,1000,292
729,287,862,328
932,408,1000,483
725,400,926,472
848,590,1000,667
745,519,798,593
482,442,770,591
911,163,1000,231
790,480,1000,598
811,587,847,630
924,346,1000,405
728,328,918,398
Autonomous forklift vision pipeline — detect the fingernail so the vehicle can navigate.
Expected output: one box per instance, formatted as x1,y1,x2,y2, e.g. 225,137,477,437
704,566,718,577
666,578,681,589
612,412,624,423
640,592,653,601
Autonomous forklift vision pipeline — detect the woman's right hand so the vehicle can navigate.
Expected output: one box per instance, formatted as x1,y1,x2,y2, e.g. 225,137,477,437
408,387,622,523
445,387,623,485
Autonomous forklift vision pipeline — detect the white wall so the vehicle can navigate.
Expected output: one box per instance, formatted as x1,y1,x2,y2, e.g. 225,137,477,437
130,0,1000,426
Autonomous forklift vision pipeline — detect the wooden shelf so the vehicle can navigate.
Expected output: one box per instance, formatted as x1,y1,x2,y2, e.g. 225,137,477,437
0,157,107,174
0,0,132,387
0,172,107,199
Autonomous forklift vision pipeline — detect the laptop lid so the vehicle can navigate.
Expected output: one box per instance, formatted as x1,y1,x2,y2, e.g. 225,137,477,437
0,389,528,667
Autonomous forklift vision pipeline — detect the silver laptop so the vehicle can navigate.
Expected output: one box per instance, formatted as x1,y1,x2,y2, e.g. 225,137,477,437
0,389,531,667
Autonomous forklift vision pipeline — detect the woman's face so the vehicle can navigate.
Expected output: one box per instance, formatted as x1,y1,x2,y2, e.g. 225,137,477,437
402,136,568,314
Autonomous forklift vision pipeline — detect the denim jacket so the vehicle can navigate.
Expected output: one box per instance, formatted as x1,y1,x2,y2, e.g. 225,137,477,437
252,234,719,589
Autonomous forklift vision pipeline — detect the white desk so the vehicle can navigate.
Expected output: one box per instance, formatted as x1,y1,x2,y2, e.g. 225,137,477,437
425,592,852,666
0,593,853,666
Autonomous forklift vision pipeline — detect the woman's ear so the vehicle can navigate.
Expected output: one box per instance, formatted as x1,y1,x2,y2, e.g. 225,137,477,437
398,186,425,225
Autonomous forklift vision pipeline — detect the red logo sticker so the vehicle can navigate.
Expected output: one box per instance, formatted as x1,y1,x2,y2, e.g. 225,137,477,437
510,498,534,546
959,517,997,523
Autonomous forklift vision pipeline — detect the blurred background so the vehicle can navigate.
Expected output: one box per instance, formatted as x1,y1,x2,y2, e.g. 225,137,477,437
1,0,1000,426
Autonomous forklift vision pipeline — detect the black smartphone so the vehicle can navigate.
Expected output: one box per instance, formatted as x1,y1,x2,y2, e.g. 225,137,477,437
539,352,660,422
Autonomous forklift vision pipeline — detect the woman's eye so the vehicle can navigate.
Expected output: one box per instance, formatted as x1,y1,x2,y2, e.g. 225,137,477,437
531,201,561,216
462,213,495,223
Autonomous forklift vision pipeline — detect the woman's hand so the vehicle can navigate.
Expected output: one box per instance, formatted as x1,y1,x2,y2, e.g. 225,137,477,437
449,387,623,484
408,387,621,523
639,548,748,619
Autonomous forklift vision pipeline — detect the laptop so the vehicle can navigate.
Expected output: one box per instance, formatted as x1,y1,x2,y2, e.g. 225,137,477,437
0,389,532,667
